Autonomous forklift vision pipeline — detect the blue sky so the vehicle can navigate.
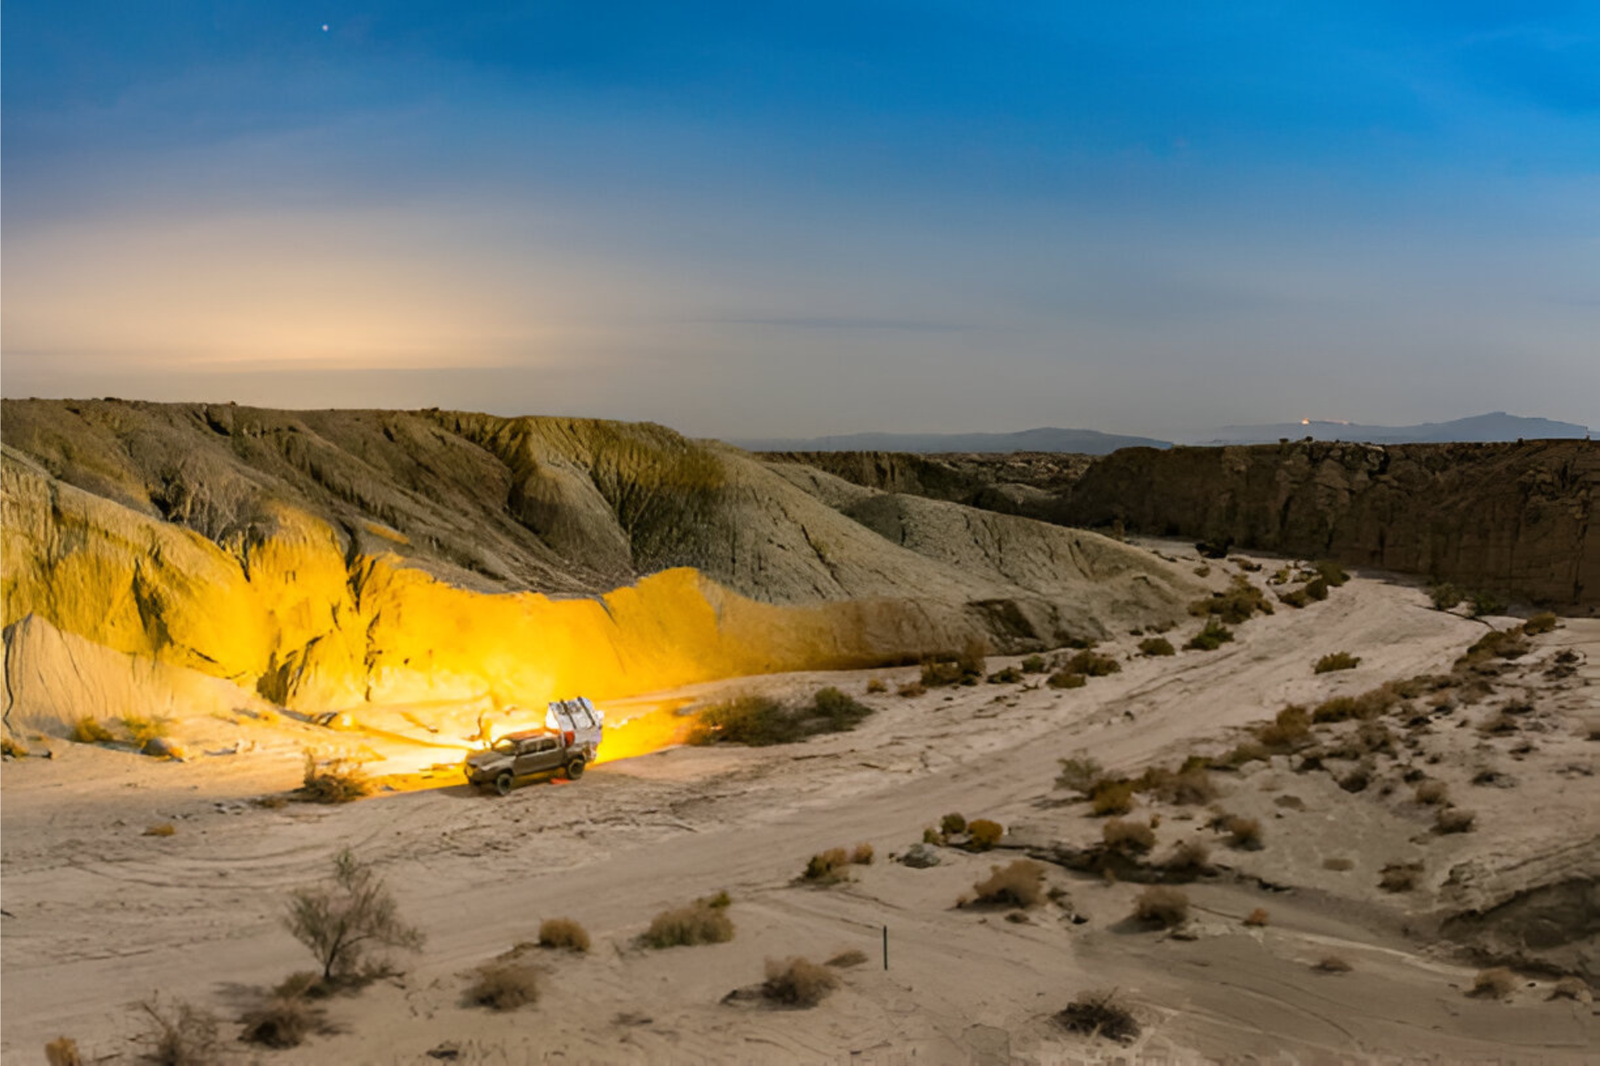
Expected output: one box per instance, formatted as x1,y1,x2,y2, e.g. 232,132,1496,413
4,2,1597,437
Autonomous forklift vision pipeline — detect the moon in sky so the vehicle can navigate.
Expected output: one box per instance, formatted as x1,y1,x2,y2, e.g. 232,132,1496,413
321,24,329,32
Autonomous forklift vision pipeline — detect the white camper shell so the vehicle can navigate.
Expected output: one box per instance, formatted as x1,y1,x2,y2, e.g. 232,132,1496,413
544,697,604,762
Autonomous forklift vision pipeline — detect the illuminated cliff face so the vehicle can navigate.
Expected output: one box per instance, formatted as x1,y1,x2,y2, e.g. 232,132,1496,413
1,456,884,734
1,401,1207,762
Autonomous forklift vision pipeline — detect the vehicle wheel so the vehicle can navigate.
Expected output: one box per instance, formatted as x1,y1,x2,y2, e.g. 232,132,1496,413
565,758,585,780
494,772,513,796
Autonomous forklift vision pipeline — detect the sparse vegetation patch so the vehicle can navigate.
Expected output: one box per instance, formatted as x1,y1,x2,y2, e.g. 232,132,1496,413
689,687,873,746
1055,989,1140,1044
762,957,838,1007
969,860,1046,908
1313,652,1361,674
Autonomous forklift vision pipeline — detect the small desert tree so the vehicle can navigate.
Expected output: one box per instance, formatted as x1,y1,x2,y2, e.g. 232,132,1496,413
286,849,424,983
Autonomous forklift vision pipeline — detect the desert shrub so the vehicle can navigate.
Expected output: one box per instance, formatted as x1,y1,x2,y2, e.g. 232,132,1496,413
956,636,989,678
538,917,590,952
1314,955,1352,973
1164,838,1211,872
1459,627,1529,659
44,1038,82,1066
1312,687,1396,723
920,659,964,687
69,717,114,744
987,667,1023,684
0,735,28,759
1048,670,1087,689
1414,780,1448,805
701,889,733,909
1550,976,1592,1002
1189,577,1273,624
689,688,873,746
120,715,171,746
1223,740,1270,767
1313,560,1350,587
132,997,220,1066
1469,967,1517,1000
1102,818,1155,854
971,859,1046,907
940,812,967,835
1138,765,1217,805
1090,779,1136,816
1185,618,1234,651
1256,705,1312,750
1304,576,1330,601
850,843,874,865
1313,652,1361,674
827,948,868,968
762,957,838,1007
1469,591,1507,618
804,848,852,883
1243,908,1269,927
1356,721,1395,755
143,824,176,837
272,971,328,1000
1322,857,1354,871
286,849,424,982
1020,654,1049,673
465,963,539,1011
1278,588,1310,608
810,687,875,731
1379,862,1421,892
300,752,372,803
1221,815,1263,850
897,681,927,698
1522,612,1558,635
1056,989,1140,1043
1131,886,1189,927
922,827,941,844
1062,650,1121,677
642,901,734,948
239,995,327,1048
1055,755,1104,795
1436,807,1476,834
1137,636,1175,657
865,678,887,694
967,819,1004,850
1429,582,1464,610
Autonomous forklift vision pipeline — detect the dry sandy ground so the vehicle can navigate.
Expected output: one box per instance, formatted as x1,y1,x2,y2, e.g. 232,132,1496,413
3,546,1597,1065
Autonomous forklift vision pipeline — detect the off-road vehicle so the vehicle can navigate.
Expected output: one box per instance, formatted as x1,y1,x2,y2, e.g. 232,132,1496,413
464,698,604,795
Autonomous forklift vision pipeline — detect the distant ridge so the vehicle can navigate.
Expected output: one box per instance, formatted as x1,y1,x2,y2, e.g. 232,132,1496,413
735,426,1171,455
1191,412,1590,446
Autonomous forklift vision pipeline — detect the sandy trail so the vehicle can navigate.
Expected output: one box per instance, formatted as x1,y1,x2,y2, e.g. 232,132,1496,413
3,552,1596,1064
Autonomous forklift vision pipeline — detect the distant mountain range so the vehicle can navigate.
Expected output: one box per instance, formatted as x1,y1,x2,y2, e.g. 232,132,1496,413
1190,412,1590,446
736,426,1169,455
734,413,1590,454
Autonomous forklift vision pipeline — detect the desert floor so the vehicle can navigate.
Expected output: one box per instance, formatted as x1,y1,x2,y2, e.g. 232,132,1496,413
3,545,1597,1065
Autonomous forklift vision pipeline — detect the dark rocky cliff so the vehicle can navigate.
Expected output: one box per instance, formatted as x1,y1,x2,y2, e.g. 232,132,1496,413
1059,440,1597,607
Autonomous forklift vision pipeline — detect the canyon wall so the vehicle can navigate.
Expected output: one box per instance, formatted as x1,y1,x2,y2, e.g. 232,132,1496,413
764,441,1598,607
1060,440,1597,607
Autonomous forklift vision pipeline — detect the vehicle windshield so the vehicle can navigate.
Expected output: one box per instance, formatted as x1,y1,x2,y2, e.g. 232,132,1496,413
491,738,518,754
